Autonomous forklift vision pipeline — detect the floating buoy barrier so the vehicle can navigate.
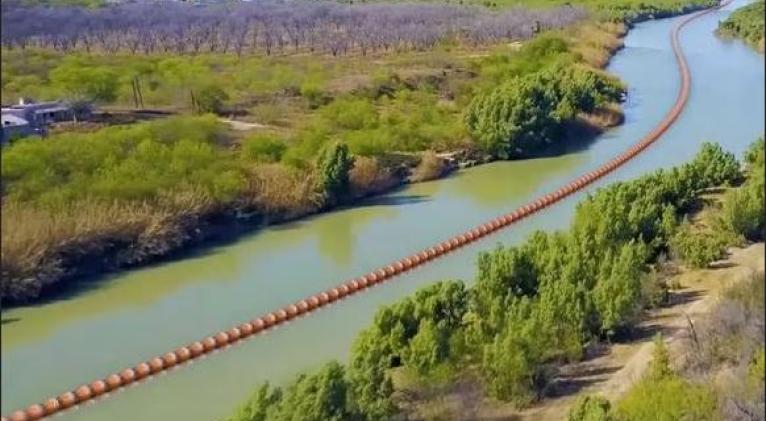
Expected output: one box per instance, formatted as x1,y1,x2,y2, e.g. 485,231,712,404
3,2,731,418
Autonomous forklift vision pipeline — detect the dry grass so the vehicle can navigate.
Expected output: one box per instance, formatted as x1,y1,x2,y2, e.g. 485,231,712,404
410,151,449,183
569,22,627,68
580,102,625,129
0,191,219,302
349,156,400,198
241,163,323,218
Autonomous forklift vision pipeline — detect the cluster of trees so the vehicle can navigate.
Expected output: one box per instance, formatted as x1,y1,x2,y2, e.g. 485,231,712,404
228,140,761,420
464,60,624,157
670,138,764,268
1,1,586,56
717,0,765,51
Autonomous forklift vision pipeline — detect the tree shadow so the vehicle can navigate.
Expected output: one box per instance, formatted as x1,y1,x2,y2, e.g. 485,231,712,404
1,317,21,325
546,365,623,398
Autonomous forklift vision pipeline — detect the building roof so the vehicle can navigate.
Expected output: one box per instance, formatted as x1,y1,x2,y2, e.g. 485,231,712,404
1,114,30,127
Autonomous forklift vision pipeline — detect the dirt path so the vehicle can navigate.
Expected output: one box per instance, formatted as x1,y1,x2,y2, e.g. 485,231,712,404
501,242,765,421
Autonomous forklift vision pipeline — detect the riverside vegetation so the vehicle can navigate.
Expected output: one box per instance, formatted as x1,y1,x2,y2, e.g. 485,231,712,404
1,1,630,304
717,0,765,52
0,0,727,303
225,139,765,421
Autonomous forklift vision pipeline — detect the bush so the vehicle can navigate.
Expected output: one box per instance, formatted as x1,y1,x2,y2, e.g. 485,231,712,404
241,135,288,163
316,141,354,205
568,395,614,421
194,84,229,114
464,64,623,158
670,222,729,268
410,151,447,183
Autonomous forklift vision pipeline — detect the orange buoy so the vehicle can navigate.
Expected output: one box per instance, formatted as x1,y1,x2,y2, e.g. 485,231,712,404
449,237,460,247
375,268,387,279
149,357,164,373
385,264,397,276
419,250,430,260
90,380,107,397
43,398,60,415
133,362,149,379
214,332,230,347
163,351,179,367
105,374,122,391
58,391,77,408
275,309,288,322
119,369,136,385
465,231,475,241
286,305,298,318
347,280,359,292
411,254,422,265
75,385,92,402
297,300,309,313
307,296,320,309
9,411,26,421
175,346,192,362
189,341,205,357
318,292,330,305
265,313,277,325
336,285,349,297
394,261,405,272
25,405,44,421
202,337,217,352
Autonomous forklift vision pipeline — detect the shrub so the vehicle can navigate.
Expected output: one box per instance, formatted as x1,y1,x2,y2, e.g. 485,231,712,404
316,141,354,205
241,135,288,163
568,395,614,421
410,151,447,183
194,84,229,114
670,222,729,268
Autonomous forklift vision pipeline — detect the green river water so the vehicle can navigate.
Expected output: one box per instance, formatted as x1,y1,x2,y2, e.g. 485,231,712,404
2,1,764,419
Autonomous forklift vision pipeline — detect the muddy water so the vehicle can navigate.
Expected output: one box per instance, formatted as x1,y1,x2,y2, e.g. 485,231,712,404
2,1,763,419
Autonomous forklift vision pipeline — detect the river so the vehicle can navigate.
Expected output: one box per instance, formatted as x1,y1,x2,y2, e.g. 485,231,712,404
2,1,764,419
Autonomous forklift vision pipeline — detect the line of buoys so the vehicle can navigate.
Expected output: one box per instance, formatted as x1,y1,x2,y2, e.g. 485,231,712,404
2,2,731,419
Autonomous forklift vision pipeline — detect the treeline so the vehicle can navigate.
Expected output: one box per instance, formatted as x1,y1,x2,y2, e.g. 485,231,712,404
226,139,764,421
717,1,765,51
0,1,585,56
570,270,764,420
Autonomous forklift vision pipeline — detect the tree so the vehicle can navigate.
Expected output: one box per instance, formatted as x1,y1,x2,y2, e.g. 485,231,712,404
50,60,118,117
194,84,229,114
269,361,357,421
593,241,647,337
228,383,282,421
316,141,354,206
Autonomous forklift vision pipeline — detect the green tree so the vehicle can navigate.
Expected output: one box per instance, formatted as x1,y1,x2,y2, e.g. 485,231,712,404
195,84,229,114
229,383,282,421
316,142,354,205
269,361,357,421
50,60,119,115
593,241,647,336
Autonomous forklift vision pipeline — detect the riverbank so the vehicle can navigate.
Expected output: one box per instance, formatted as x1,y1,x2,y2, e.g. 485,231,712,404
1,20,628,306
0,0,734,307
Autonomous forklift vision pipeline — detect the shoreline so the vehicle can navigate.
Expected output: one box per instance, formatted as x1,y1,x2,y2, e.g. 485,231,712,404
1,5,710,308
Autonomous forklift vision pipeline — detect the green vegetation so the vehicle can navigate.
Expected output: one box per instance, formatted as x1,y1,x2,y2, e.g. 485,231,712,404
464,62,623,158
1,23,635,303
570,268,765,421
717,1,765,51
229,139,764,420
